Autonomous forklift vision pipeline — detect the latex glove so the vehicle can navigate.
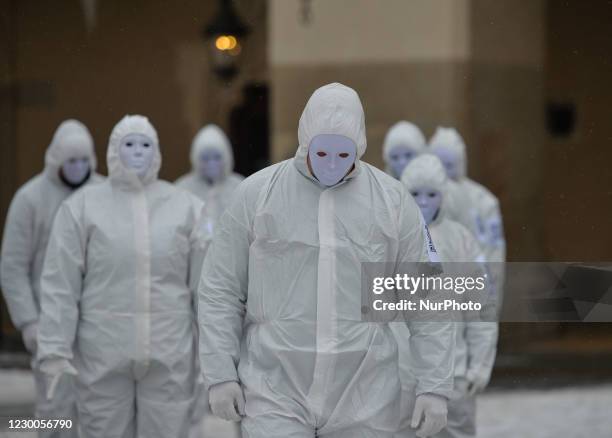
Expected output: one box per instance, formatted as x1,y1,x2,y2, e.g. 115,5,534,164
208,381,245,422
411,393,448,438
466,369,489,396
39,358,77,400
21,322,38,353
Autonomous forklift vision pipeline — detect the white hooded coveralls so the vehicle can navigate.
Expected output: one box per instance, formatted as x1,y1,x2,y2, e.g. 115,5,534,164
176,124,244,438
36,115,206,438
400,154,498,438
0,119,102,438
429,128,505,315
428,128,505,265
198,83,455,438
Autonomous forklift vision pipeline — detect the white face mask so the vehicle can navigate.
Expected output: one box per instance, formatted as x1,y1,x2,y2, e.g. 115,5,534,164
388,145,416,179
308,134,357,187
119,134,155,178
197,149,224,183
433,148,460,181
410,185,443,225
61,157,90,185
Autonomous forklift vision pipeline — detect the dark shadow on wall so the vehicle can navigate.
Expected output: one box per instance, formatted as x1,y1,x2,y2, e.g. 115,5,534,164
0,0,18,350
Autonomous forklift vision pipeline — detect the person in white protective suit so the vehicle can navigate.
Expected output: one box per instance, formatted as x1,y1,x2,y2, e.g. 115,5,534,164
399,154,498,438
175,125,244,438
428,128,505,310
382,121,427,180
198,83,455,438
428,127,505,264
0,119,103,438
36,115,207,438
176,124,244,232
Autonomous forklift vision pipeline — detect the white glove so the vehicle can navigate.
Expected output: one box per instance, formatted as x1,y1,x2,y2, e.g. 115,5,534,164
466,369,490,396
39,358,77,400
411,393,448,438
208,381,245,422
21,322,38,353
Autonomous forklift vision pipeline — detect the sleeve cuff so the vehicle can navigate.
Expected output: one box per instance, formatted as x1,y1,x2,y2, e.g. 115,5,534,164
415,380,454,399
36,342,72,365
200,353,239,390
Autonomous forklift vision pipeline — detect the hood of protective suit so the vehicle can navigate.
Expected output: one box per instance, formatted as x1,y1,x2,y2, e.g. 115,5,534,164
401,153,449,224
294,83,367,184
428,127,467,179
107,115,161,189
44,119,97,183
382,120,426,165
190,124,234,178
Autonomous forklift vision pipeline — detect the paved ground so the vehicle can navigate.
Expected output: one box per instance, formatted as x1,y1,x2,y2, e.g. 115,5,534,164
477,384,612,438
2,369,612,437
0,369,35,438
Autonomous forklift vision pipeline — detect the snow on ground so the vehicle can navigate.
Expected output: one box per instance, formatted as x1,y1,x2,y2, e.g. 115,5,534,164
2,368,612,437
0,369,35,415
477,384,612,438
0,369,36,438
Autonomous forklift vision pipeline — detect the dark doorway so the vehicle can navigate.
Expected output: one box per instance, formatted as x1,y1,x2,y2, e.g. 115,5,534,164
229,82,269,177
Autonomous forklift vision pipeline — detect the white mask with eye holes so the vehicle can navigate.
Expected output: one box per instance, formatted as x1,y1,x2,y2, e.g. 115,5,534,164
198,149,224,183
433,148,461,181
308,134,357,187
411,185,443,225
388,145,416,179
119,134,155,178
61,157,90,185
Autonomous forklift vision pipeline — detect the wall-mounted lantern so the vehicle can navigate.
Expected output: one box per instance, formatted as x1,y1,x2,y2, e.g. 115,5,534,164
203,0,250,82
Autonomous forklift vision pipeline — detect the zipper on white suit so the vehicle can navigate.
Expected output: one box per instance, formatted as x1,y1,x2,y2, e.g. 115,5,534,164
132,189,152,379
307,189,338,423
